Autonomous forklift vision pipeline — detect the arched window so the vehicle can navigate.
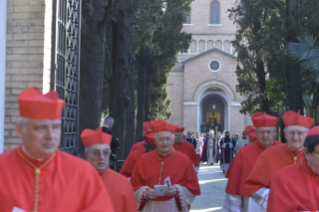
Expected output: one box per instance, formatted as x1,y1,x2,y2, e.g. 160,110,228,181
210,1,220,24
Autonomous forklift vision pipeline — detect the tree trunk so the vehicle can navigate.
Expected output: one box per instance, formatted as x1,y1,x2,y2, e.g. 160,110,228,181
144,60,152,121
109,15,130,160
286,0,303,114
124,52,135,158
135,48,148,142
255,54,269,114
79,22,106,154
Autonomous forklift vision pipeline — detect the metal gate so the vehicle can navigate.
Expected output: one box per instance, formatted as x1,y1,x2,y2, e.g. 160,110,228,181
51,0,81,155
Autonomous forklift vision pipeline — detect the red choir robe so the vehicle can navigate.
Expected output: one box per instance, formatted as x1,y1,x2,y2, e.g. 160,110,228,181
174,141,200,166
100,168,138,212
120,148,146,178
130,141,145,153
0,145,114,212
131,149,201,211
267,159,319,212
245,143,304,197
225,140,281,196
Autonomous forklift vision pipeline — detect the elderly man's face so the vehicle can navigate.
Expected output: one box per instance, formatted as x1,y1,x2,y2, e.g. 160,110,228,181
16,119,61,159
284,126,309,151
155,131,174,155
85,144,110,173
305,144,319,175
174,132,183,143
255,127,276,148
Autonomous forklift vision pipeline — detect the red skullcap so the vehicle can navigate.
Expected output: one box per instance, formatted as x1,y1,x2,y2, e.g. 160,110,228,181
144,131,155,145
151,120,178,133
306,126,319,138
81,127,112,147
19,87,65,120
175,126,185,133
143,121,153,131
251,112,278,127
245,125,257,143
282,110,314,129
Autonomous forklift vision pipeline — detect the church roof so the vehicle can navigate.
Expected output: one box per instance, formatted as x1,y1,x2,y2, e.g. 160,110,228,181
182,48,237,65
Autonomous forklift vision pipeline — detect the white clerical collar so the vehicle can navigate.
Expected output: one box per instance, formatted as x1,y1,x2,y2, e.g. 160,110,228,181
157,150,172,156
22,144,44,161
103,125,109,128
288,144,304,152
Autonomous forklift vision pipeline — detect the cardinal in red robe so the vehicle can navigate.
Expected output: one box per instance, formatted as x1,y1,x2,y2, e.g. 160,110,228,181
82,127,138,212
120,130,156,179
0,87,113,212
131,120,200,212
173,126,200,173
222,112,280,212
130,121,153,153
268,126,319,212
245,125,257,143
245,110,313,211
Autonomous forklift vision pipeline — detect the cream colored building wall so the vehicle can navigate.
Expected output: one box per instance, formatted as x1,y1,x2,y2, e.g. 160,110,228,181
167,71,184,126
183,51,241,102
5,0,53,150
184,0,237,34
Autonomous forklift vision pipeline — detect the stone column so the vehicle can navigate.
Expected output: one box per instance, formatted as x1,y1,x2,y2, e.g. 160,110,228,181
0,0,7,153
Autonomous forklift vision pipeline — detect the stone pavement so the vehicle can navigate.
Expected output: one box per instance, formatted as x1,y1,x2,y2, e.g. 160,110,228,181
190,163,228,212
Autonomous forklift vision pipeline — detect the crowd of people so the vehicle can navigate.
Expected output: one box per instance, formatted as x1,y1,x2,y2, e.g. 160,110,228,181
183,129,250,173
1,87,319,212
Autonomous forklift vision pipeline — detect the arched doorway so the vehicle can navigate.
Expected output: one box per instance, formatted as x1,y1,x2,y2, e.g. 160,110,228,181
202,95,225,132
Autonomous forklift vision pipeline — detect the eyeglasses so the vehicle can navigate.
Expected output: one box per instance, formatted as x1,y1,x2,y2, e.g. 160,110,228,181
287,131,308,137
91,150,110,158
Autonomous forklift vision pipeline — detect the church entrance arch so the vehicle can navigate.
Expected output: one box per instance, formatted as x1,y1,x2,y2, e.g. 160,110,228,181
197,87,229,132
202,95,225,133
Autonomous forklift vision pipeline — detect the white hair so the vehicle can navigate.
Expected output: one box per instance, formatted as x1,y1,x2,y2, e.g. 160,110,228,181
85,144,110,153
16,117,30,131
104,116,114,124
17,117,30,126
284,125,310,132
255,126,276,131
154,132,175,138
85,146,91,152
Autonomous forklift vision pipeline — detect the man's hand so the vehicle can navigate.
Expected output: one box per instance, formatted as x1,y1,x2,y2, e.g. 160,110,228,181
146,188,160,200
164,185,178,197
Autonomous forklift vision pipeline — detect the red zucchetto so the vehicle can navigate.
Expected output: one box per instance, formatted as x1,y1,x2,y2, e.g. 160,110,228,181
282,110,314,129
143,121,153,131
151,120,178,133
144,131,155,145
81,127,112,147
175,126,185,133
18,87,65,120
251,112,278,127
245,125,257,142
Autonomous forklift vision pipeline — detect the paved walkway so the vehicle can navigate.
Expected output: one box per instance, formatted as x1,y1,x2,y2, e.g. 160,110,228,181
190,163,227,212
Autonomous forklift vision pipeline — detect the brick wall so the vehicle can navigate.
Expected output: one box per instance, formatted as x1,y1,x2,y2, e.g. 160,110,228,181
5,0,53,150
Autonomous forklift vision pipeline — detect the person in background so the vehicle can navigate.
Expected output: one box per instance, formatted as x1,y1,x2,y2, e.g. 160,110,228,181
195,132,204,162
82,127,137,212
102,116,120,168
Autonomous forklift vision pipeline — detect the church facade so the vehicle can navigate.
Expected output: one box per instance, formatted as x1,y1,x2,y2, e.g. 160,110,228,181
167,0,252,134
